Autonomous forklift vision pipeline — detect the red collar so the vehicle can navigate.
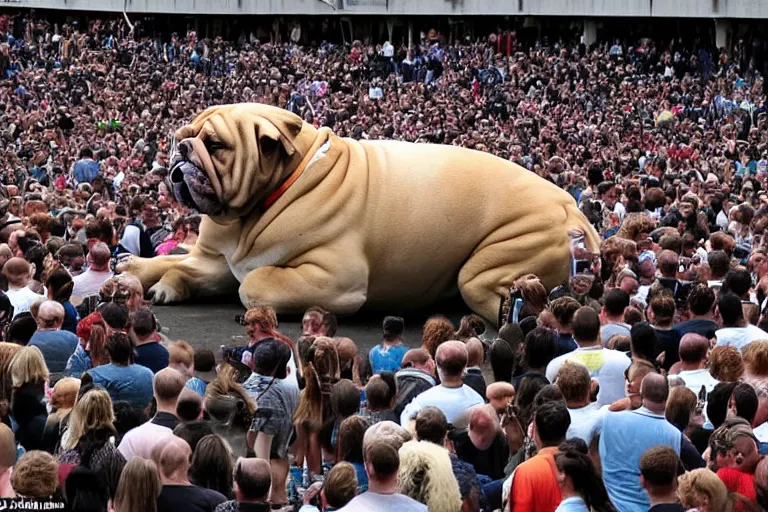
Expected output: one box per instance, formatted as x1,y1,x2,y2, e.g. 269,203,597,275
262,141,322,211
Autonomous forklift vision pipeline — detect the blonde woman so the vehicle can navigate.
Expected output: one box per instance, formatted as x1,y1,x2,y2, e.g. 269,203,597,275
0,342,21,423
58,388,125,492
41,377,80,453
9,346,48,450
111,458,161,512
397,439,462,512
677,468,759,512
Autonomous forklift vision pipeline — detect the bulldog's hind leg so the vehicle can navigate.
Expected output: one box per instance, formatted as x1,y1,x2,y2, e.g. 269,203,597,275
458,229,572,325
238,252,369,315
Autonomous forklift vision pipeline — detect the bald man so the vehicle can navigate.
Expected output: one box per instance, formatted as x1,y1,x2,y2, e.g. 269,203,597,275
453,405,511,482
119,367,187,460
214,458,271,511
600,373,683,512
400,340,483,430
394,348,436,419
28,300,79,380
73,241,114,296
157,436,226,512
672,333,720,395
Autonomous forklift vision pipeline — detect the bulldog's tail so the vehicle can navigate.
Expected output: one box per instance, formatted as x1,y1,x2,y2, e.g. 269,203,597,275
565,202,602,256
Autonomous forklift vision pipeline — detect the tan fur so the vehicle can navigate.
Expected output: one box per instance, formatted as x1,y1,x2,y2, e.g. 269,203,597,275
120,103,599,324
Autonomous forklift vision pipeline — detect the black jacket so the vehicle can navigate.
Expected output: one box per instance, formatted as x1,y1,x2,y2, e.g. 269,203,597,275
394,368,436,419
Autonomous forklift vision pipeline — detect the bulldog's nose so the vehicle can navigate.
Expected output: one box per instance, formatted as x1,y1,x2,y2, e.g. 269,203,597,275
170,165,184,184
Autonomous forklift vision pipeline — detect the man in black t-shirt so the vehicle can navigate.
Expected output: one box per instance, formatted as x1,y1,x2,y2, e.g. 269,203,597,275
640,446,685,512
157,437,226,512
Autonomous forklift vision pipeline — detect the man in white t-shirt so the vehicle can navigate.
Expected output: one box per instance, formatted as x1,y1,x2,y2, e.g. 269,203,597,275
546,307,631,406
72,242,113,297
400,340,483,430
669,334,719,398
715,293,768,351
554,360,606,448
3,257,42,318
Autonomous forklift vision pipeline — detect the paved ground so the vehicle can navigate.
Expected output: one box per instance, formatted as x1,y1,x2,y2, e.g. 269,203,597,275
153,295,491,356
152,295,494,456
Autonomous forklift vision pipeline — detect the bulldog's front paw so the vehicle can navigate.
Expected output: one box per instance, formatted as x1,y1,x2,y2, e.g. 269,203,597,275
115,254,141,276
148,281,184,304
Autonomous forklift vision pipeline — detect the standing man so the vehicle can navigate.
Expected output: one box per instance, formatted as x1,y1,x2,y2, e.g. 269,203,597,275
28,301,79,382
600,374,682,512
510,402,570,512
338,422,425,512
546,307,631,406
72,147,101,184
369,316,409,374
72,242,113,297
400,341,483,429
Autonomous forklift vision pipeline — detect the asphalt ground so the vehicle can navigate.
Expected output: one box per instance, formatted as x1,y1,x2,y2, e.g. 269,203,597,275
152,294,491,355
152,294,494,456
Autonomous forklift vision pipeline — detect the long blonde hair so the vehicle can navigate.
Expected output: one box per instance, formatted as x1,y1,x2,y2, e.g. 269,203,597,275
204,364,255,416
63,388,115,450
0,342,22,402
9,346,49,389
294,337,339,430
112,458,161,512
397,440,462,512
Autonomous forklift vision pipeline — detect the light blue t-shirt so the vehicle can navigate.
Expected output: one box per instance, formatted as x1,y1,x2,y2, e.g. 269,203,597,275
369,344,409,374
29,330,79,377
89,363,154,409
556,496,590,512
599,407,681,512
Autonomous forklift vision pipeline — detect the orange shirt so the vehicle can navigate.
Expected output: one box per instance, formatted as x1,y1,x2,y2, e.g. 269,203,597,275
510,446,562,512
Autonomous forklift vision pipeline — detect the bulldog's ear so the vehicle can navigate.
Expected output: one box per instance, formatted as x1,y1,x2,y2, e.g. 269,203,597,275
257,113,303,158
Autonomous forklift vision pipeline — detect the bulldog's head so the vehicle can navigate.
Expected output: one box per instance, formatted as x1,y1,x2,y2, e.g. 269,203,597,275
169,103,310,217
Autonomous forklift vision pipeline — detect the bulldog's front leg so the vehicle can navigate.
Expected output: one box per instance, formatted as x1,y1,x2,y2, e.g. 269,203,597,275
147,251,240,304
238,259,369,315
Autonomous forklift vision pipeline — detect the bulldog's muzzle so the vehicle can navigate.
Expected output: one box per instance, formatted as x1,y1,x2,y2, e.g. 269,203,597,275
168,139,224,216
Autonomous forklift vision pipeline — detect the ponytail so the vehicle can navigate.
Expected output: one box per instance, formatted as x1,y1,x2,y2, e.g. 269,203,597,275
555,442,617,512
88,321,110,367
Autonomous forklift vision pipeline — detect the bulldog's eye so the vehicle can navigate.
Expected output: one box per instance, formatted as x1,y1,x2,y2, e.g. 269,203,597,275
204,139,226,155
260,137,279,155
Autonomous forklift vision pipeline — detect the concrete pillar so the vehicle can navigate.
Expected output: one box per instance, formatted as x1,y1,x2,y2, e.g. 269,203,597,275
408,21,413,58
583,19,597,47
715,19,731,50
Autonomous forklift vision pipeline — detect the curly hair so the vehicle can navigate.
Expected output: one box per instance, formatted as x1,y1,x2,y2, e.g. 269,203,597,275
514,274,549,319
708,346,744,382
11,451,59,499
455,314,486,341
616,214,655,242
548,296,580,328
421,316,455,358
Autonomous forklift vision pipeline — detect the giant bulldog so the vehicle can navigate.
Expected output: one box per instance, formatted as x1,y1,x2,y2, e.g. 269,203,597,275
120,103,600,323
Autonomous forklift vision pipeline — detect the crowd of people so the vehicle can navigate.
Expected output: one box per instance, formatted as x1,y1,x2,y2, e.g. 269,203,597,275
0,6,765,512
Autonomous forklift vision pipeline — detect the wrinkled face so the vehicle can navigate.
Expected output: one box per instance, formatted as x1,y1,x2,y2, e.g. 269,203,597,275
168,104,305,216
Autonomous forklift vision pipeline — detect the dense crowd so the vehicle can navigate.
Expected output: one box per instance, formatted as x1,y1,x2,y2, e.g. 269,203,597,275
0,8,766,512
